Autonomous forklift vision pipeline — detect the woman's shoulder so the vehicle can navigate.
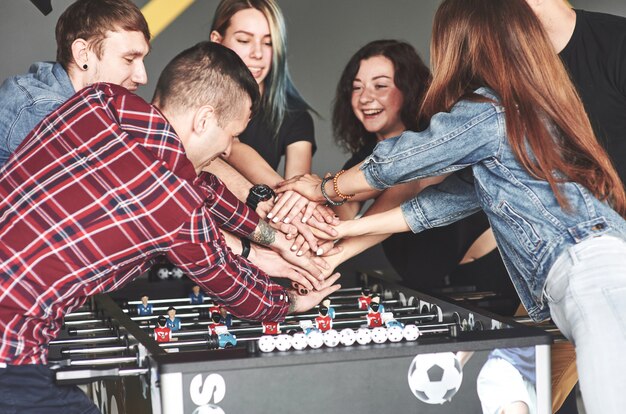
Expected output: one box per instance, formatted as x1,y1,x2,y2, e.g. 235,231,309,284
285,94,312,115
281,95,314,131
448,87,503,117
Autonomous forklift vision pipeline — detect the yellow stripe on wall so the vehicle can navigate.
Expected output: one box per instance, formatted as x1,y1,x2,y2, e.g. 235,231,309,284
141,0,197,40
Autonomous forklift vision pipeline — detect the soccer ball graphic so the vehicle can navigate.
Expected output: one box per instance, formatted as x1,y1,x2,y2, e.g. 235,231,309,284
407,352,463,404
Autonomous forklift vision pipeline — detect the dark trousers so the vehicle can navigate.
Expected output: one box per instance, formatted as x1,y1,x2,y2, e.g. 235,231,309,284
0,364,100,414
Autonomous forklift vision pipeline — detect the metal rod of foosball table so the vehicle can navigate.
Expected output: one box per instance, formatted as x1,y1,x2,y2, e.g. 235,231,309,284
312,300,401,310
61,345,133,355
49,336,122,346
158,339,211,349
63,311,96,319
66,327,115,335
123,303,218,314
55,367,149,385
130,311,201,322
63,319,108,326
288,305,429,320
126,297,210,306
51,355,138,367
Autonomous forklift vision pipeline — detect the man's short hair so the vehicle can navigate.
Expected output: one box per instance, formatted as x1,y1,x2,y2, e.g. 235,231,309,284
153,41,260,127
55,0,151,69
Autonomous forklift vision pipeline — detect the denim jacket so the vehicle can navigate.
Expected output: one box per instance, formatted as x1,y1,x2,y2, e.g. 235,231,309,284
0,62,74,168
361,87,626,322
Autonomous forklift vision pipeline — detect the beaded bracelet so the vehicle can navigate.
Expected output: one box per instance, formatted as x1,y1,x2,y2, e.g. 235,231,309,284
332,170,355,201
321,176,345,206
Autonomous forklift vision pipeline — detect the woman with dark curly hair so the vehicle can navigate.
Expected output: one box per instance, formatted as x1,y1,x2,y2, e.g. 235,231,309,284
328,40,517,312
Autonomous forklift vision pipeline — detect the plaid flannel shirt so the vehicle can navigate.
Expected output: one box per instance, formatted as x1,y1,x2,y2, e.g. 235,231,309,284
0,83,289,365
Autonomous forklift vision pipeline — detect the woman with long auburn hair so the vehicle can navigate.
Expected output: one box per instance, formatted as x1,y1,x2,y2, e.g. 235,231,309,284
275,1,626,412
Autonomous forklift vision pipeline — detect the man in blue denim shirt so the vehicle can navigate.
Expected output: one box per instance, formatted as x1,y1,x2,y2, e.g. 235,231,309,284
0,0,150,168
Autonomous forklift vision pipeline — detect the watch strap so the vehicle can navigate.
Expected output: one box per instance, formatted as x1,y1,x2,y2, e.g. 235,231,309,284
240,237,251,259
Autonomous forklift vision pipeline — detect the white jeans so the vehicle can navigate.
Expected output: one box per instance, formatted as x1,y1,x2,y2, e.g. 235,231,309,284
544,235,626,414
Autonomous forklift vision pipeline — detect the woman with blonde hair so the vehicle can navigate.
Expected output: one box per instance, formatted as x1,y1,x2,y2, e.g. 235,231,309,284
210,0,315,180
277,1,626,412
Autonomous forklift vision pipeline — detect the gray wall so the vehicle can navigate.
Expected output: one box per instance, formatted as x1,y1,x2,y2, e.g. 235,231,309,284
3,0,624,176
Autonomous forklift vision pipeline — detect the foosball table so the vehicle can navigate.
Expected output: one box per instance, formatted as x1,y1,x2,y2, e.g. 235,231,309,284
48,272,553,414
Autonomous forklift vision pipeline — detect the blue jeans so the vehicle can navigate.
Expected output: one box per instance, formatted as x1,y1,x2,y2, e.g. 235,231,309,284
544,235,626,414
0,364,100,414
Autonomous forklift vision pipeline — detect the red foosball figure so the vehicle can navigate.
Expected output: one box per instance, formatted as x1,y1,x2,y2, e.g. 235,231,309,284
315,304,333,332
366,296,384,328
358,287,373,310
207,311,226,335
262,321,281,335
154,316,172,342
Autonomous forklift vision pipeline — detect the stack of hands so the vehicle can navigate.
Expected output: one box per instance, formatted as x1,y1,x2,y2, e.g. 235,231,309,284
247,174,357,310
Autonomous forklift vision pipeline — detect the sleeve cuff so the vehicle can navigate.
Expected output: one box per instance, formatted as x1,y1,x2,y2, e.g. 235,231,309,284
360,155,392,191
400,198,431,234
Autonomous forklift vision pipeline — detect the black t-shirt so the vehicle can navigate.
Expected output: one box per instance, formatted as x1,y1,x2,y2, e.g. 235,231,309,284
343,141,493,291
239,96,315,171
560,9,626,186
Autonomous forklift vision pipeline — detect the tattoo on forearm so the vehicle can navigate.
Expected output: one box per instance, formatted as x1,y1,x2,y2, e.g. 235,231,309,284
251,220,276,246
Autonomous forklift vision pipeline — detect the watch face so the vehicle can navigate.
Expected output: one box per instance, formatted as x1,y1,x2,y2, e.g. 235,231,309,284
251,184,275,201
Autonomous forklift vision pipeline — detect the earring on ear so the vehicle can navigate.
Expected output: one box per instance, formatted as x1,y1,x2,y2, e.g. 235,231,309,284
82,64,88,70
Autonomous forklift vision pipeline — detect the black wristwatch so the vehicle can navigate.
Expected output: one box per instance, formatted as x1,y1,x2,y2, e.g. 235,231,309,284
240,237,251,259
246,184,275,210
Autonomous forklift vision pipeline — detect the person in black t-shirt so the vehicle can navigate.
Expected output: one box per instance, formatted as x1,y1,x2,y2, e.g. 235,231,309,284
210,0,316,180
528,0,626,188
204,0,338,262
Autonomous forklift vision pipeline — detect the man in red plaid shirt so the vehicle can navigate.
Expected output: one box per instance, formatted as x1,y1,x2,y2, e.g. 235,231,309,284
0,41,340,413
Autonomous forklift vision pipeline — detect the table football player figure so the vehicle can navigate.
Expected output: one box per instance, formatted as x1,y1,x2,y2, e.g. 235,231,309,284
262,321,281,335
320,297,336,319
189,285,205,305
207,310,226,335
315,304,333,332
154,316,171,343
366,296,384,328
218,306,233,328
137,294,153,316
358,287,373,310
166,306,182,331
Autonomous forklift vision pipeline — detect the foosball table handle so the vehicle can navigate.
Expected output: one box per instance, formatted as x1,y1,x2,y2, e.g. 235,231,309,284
55,367,149,385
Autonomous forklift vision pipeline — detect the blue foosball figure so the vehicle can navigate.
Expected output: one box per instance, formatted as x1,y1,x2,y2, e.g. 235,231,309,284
189,285,205,305
137,294,153,316
166,306,181,331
